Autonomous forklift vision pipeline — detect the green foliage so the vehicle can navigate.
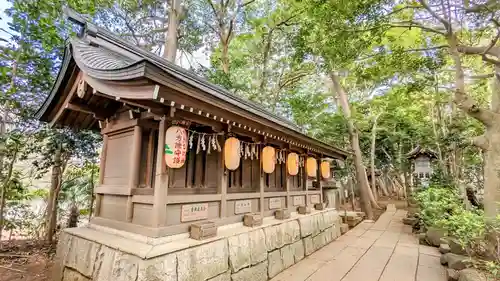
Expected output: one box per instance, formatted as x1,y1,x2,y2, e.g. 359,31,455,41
437,209,486,251
415,185,462,228
58,161,98,221
428,167,455,188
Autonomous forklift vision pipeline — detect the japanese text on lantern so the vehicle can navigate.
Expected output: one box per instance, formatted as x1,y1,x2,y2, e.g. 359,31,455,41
173,128,187,164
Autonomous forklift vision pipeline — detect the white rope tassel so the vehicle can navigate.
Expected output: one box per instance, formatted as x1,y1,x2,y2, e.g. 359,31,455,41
245,143,250,159
211,134,217,151
188,132,194,149
207,135,212,154
201,134,206,151
196,134,201,154
216,136,222,152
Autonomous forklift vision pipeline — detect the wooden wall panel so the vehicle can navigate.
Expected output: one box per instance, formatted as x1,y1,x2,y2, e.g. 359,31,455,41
138,130,155,188
103,132,133,186
241,158,252,189
184,149,196,188
251,160,260,190
194,153,205,188
267,172,276,189
169,161,188,188
275,164,285,189
205,151,219,188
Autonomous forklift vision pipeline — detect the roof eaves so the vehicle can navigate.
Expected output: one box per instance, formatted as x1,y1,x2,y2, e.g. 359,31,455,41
63,7,350,158
35,44,73,121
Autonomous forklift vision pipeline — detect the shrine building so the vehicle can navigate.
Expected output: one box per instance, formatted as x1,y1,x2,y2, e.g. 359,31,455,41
39,8,351,281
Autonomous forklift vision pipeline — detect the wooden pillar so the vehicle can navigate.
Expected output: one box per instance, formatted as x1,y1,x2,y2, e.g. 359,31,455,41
218,136,227,218
95,134,108,217
145,130,155,188
317,158,323,203
152,117,168,227
126,125,142,222
303,157,308,206
285,158,291,210
259,154,265,216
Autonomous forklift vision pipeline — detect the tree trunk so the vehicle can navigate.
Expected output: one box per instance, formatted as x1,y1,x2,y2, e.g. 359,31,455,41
259,30,274,92
448,33,491,210
430,90,446,174
367,178,381,209
163,0,183,62
0,114,6,242
378,177,389,196
387,175,395,194
45,146,63,243
0,54,19,243
481,68,500,217
0,148,18,243
329,72,373,219
88,165,95,220
221,37,230,74
347,175,356,211
370,114,380,201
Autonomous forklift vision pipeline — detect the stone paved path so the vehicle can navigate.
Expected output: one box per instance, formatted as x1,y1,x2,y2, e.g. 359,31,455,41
270,205,446,281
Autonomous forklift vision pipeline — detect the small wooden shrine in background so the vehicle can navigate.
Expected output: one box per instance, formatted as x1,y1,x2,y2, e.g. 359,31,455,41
36,9,350,238
407,146,437,187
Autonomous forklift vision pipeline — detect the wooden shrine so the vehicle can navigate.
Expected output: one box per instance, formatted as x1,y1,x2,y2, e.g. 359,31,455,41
36,9,349,238
407,145,437,187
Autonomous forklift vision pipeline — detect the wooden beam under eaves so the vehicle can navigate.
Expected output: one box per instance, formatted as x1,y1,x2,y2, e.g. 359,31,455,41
65,102,107,120
50,71,83,126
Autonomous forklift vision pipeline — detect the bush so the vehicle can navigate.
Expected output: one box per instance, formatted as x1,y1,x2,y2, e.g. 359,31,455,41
415,185,462,228
436,209,485,255
415,185,500,278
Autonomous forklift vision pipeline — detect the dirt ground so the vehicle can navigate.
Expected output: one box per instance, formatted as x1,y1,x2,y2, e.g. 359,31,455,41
0,240,54,281
0,197,408,281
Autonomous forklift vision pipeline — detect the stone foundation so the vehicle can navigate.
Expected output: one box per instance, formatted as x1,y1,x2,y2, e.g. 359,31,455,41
54,209,342,281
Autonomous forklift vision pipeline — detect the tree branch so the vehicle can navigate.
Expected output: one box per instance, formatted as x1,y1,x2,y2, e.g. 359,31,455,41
119,28,168,38
484,27,500,55
383,5,424,17
465,0,500,13
386,23,447,35
458,45,500,56
241,0,256,7
472,134,489,150
357,45,448,60
417,0,451,31
454,90,497,126
468,73,495,79
481,54,500,66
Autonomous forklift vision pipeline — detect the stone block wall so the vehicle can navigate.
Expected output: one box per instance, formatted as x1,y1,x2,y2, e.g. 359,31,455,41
54,209,342,281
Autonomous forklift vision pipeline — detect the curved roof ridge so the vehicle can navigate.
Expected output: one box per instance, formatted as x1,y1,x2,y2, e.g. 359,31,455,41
50,7,352,158
82,23,301,131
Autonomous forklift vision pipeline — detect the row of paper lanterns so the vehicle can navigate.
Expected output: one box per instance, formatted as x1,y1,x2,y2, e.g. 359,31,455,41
164,127,331,179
